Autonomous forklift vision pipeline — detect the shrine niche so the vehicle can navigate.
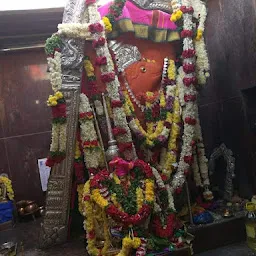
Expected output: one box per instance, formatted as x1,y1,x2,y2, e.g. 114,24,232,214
209,143,235,201
39,0,213,255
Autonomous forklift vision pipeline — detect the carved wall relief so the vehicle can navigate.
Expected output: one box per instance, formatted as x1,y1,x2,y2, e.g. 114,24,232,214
39,84,80,248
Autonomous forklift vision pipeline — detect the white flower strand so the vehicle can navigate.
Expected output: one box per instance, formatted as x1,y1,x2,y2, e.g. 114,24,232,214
50,123,60,152
194,105,210,186
192,144,202,187
47,51,62,92
57,23,92,39
171,0,198,193
195,38,210,85
59,123,67,152
192,0,210,85
79,93,103,169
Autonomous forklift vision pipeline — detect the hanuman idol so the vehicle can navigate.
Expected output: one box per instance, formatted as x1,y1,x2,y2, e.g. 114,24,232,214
43,0,213,255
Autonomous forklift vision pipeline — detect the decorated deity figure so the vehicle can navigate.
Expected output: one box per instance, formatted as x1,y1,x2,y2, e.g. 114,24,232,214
42,0,213,254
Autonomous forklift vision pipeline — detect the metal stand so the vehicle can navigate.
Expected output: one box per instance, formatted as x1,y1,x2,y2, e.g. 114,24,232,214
185,181,194,225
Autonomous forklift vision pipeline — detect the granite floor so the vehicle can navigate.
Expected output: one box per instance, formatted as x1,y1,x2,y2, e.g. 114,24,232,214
1,217,256,256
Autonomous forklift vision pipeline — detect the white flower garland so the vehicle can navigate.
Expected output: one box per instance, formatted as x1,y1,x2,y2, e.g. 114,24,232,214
195,38,210,85
79,93,104,169
192,143,202,187
87,3,137,161
47,50,67,163
195,105,210,187
59,123,67,152
57,23,92,39
47,51,62,92
49,124,60,152
171,0,197,192
152,167,175,211
191,0,210,85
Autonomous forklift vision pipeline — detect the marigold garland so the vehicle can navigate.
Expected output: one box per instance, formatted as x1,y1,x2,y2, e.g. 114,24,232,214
0,176,14,201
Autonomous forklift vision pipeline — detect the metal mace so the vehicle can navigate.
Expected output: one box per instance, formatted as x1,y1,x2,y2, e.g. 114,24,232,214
101,93,119,161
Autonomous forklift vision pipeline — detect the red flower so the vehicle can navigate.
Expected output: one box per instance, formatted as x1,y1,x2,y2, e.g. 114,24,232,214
183,63,195,74
84,195,91,201
83,140,99,148
175,187,183,194
184,94,197,102
152,104,160,119
164,121,172,129
181,30,193,38
95,56,107,66
118,142,133,153
111,100,123,108
89,23,103,33
182,49,196,58
46,157,54,167
86,0,96,4
191,140,196,147
112,127,127,136
92,37,106,48
101,72,115,83
185,117,196,125
183,77,198,86
180,6,194,14
184,155,193,164
88,230,96,239
52,103,67,118
79,112,93,119
153,213,176,238
54,47,61,52
161,174,168,182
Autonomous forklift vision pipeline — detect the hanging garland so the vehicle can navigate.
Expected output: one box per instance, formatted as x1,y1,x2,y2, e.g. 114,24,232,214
170,0,198,193
79,93,104,171
82,180,111,256
90,158,154,226
45,34,67,167
86,1,137,161
46,91,67,167
0,176,14,201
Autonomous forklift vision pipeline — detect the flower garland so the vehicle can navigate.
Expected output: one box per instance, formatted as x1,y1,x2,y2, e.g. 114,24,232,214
117,235,141,256
86,1,137,161
170,0,183,22
79,93,104,170
0,176,14,201
46,91,67,167
152,167,175,212
58,23,92,39
171,0,198,193
104,0,126,27
192,0,210,85
123,89,172,148
45,34,67,167
90,159,154,226
88,158,154,256
83,181,100,256
162,60,181,176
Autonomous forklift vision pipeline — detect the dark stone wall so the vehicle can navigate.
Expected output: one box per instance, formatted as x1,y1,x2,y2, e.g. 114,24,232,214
199,0,256,197
0,50,52,204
